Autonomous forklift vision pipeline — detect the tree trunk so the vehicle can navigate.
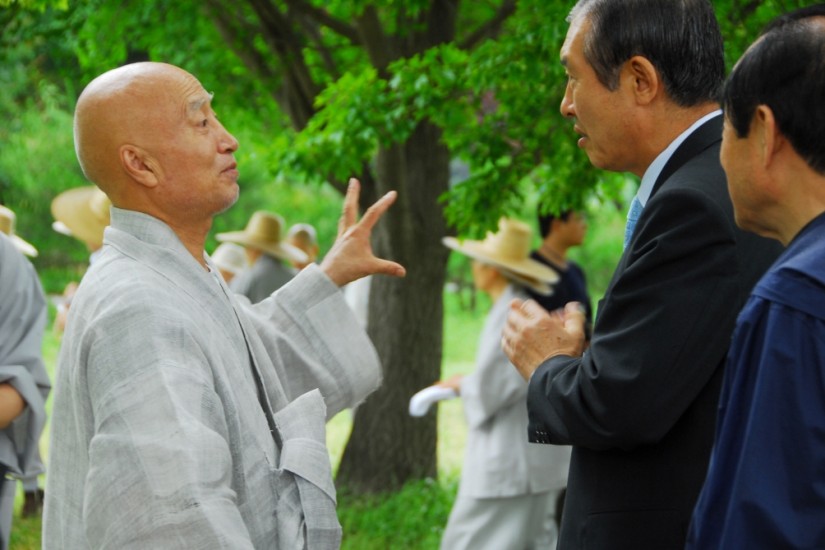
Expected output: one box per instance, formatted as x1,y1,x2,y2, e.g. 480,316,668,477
336,121,451,492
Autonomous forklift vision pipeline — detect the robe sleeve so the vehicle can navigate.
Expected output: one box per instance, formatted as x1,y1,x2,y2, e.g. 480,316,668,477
245,264,383,418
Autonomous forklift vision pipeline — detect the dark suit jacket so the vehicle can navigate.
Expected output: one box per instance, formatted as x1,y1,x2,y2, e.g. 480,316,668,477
527,116,783,549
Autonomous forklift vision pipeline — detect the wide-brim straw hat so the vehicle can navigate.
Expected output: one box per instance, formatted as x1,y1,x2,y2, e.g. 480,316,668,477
215,211,308,264
0,205,38,257
50,186,111,249
210,242,248,275
443,218,559,295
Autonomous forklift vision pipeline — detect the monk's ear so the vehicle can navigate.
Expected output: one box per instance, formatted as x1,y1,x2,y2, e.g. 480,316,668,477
120,145,160,189
624,55,660,106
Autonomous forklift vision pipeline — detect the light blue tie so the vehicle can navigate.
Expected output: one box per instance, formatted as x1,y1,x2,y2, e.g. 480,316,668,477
624,195,643,250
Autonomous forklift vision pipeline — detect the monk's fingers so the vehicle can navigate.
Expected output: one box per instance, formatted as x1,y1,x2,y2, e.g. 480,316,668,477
370,258,406,278
356,190,397,234
338,178,361,236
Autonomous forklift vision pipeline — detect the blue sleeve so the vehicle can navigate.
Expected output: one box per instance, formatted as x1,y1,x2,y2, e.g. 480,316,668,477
688,296,825,549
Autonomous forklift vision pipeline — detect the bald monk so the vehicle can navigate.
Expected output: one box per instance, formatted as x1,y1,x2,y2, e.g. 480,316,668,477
42,62,405,550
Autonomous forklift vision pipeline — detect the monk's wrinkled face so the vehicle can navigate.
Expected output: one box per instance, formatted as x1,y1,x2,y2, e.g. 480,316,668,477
143,68,240,220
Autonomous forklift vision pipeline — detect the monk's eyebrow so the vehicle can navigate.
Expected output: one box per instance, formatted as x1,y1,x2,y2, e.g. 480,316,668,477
188,91,215,114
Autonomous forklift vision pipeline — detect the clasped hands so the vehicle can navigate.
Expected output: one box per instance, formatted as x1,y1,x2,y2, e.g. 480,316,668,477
502,300,587,380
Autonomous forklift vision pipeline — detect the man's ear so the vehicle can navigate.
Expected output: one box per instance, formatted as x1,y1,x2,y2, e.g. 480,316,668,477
625,55,660,106
120,145,160,188
754,105,783,170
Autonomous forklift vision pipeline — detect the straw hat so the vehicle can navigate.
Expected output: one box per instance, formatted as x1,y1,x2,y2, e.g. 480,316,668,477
50,186,111,249
210,242,248,275
215,211,308,264
0,205,38,257
443,218,559,295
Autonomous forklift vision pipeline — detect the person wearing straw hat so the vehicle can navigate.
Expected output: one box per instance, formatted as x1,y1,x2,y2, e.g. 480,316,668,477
216,211,306,303
43,61,405,550
0,205,38,258
0,232,51,550
0,204,48,521
210,242,248,284
286,222,320,270
433,218,570,550
50,186,113,335
50,185,111,257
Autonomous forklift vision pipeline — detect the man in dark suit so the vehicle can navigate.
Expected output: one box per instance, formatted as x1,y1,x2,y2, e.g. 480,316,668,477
502,1,783,548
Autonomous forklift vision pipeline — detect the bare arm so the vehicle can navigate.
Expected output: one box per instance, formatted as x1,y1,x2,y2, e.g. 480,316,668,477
0,384,25,429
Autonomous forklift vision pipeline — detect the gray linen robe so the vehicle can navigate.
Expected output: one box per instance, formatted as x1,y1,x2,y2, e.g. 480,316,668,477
43,208,382,549
230,254,297,304
458,285,570,499
0,234,50,549
441,285,571,549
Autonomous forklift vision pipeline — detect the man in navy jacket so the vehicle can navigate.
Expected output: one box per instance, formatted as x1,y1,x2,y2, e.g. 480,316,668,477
688,6,825,548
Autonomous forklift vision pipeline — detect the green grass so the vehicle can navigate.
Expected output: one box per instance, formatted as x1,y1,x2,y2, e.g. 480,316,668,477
338,477,459,550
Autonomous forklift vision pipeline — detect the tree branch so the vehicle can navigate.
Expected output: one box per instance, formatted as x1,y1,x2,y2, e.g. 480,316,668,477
427,0,460,46
458,0,516,51
355,5,395,75
291,9,342,79
244,0,320,129
733,0,764,24
203,0,281,93
283,0,361,45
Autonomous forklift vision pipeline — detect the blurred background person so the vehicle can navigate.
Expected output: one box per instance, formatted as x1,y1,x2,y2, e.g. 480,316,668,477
50,186,112,335
435,218,569,550
51,185,111,262
209,242,247,284
286,222,320,270
0,205,48,523
0,205,38,258
0,226,51,547
530,210,592,332
216,210,307,303
526,208,592,527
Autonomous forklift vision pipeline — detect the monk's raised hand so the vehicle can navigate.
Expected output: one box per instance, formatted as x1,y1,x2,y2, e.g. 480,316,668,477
320,178,406,287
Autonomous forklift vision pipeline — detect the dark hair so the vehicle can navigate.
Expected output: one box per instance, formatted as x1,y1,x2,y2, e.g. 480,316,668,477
569,0,725,107
723,5,825,175
538,210,572,238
